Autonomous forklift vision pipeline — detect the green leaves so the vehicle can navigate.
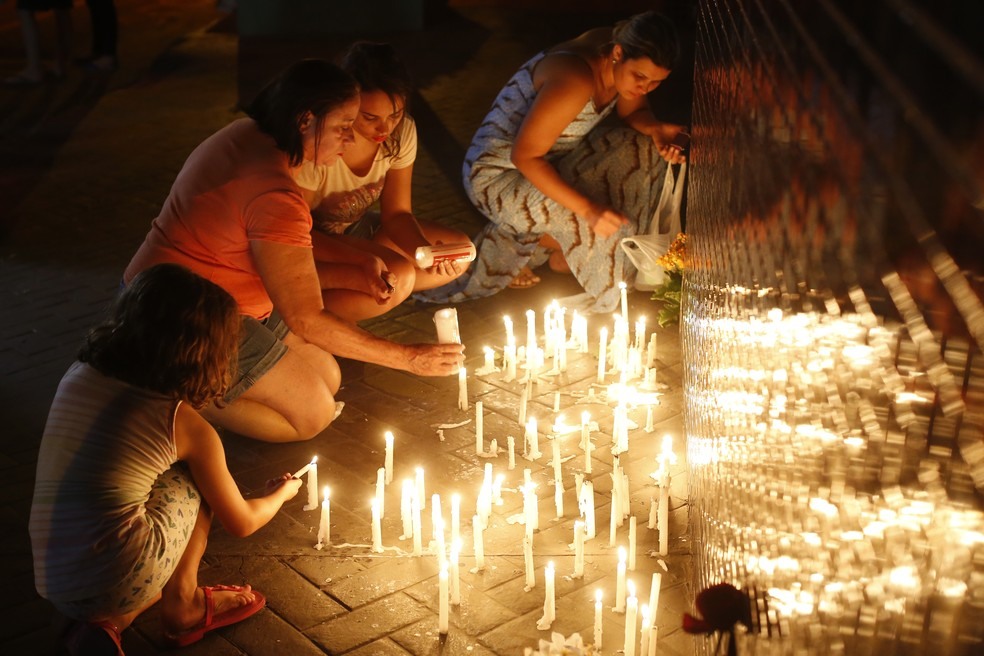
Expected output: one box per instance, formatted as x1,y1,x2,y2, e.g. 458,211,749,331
651,271,683,327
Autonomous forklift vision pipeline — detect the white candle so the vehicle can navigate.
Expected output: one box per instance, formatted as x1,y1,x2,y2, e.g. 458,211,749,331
628,516,637,570
615,547,627,613
525,309,536,357
573,519,585,577
584,437,593,474
416,466,426,510
434,307,461,344
434,516,446,559
594,589,603,649
412,488,423,556
450,542,461,605
658,484,669,555
317,486,331,547
370,498,383,553
647,625,657,656
635,316,646,350
640,604,651,656
624,580,638,656
472,513,485,570
504,341,517,381
523,535,535,588
527,417,540,458
551,438,562,484
384,431,394,484
375,467,386,518
583,481,596,539
518,380,529,428
488,438,498,457
554,479,564,518
295,456,319,511
475,401,484,455
619,281,628,321
483,346,494,372
450,493,461,546
645,404,654,432
646,333,657,368
553,391,561,412
507,435,516,470
458,366,468,411
401,479,413,538
647,572,662,630
597,327,608,383
504,315,514,344
609,489,619,548
648,494,658,529
543,561,556,624
580,411,590,450
438,564,449,633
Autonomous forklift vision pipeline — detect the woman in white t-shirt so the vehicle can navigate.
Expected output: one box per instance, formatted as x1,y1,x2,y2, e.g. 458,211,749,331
294,42,472,321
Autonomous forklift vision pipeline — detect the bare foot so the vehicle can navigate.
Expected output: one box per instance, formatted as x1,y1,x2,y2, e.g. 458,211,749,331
162,584,255,635
508,267,541,289
548,250,571,274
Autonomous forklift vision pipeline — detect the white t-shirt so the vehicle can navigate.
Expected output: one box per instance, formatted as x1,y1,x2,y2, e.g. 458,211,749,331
293,116,417,234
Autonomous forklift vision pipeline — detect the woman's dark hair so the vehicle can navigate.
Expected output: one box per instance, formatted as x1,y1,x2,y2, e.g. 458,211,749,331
246,59,360,167
79,264,241,409
613,11,680,71
341,42,414,160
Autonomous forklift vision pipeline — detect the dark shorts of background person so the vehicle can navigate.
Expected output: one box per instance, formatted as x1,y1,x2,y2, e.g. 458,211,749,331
225,310,289,402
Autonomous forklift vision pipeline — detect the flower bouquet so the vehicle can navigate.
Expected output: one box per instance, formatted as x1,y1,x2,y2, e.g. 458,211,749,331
651,232,686,326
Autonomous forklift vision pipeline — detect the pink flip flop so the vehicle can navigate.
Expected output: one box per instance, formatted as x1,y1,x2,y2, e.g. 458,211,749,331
163,584,266,647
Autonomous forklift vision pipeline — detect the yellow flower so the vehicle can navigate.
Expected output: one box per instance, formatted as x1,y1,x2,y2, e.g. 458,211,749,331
656,232,687,274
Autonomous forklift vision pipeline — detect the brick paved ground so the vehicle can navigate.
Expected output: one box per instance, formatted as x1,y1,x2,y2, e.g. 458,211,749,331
0,2,693,654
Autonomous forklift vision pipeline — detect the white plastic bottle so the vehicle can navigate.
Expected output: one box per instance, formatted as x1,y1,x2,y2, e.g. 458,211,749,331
414,242,477,268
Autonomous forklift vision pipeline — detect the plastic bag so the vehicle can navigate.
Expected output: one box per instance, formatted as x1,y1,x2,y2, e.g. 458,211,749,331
621,162,687,291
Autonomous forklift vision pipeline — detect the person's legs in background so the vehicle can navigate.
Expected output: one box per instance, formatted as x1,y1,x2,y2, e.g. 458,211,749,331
83,0,117,71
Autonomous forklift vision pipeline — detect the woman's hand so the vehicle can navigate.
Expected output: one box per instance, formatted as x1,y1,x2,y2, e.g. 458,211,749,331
652,123,688,165
361,255,396,304
584,204,630,238
267,473,303,500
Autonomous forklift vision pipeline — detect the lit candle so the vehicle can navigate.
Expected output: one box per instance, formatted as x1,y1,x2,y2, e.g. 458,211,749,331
624,580,638,656
635,316,646,350
458,366,468,411
518,380,529,428
504,340,517,381
450,542,461,605
416,466,426,510
384,431,394,484
647,572,662,631
370,498,383,553
646,333,657,368
542,561,556,625
597,327,608,383
658,483,669,556
594,589,603,649
615,547,627,613
412,488,423,556
628,516,638,571
475,400,484,455
317,486,331,547
526,417,540,459
294,456,319,511
551,437,562,484
400,479,413,539
375,467,386,518
503,315,514,345
434,307,461,345
583,481,596,539
526,309,536,357
450,493,461,546
523,535,535,589
554,479,564,519
573,519,585,577
472,513,485,570
619,281,628,322
507,435,516,470
639,604,651,656
483,346,494,372
438,564,449,634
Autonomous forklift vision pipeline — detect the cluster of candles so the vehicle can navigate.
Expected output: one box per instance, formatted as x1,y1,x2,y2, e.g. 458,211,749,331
686,303,984,647
292,288,675,651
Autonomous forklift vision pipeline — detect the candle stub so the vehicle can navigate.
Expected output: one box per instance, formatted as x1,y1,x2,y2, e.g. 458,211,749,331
434,308,461,345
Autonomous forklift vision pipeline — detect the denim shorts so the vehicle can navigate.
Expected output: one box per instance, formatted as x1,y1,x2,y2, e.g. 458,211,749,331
224,309,290,402
343,211,383,240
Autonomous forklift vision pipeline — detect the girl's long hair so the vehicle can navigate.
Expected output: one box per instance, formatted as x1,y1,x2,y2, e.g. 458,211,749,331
341,42,414,160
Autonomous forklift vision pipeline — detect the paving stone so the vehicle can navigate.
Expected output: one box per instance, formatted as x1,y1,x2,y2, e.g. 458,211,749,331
345,637,414,655
328,556,440,608
391,618,500,656
306,593,430,655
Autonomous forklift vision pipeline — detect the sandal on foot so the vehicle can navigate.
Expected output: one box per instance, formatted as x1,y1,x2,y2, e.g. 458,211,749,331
65,620,124,656
163,584,266,647
508,267,541,289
